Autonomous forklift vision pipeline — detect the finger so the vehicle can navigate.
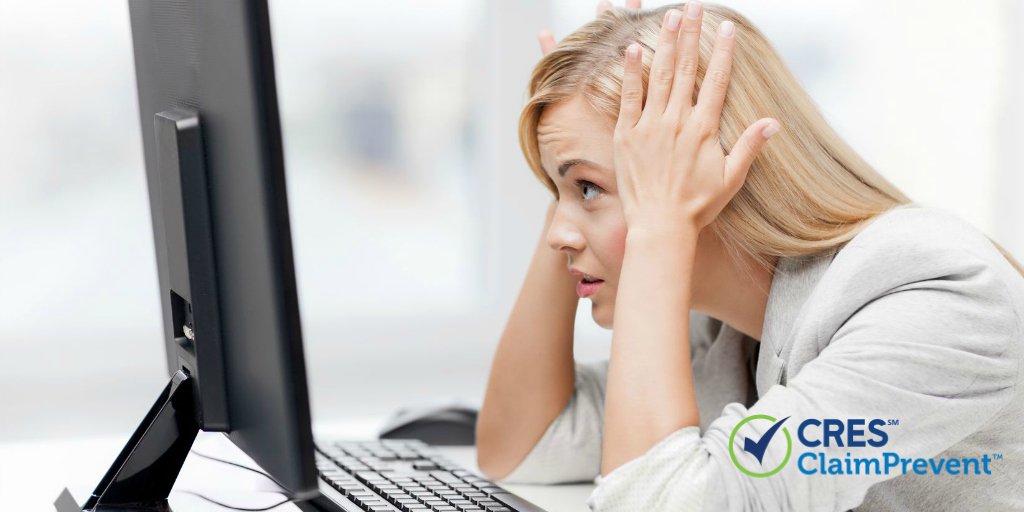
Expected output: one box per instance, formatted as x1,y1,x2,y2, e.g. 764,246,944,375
596,0,612,15
539,30,555,55
643,9,684,116
617,43,644,130
625,0,641,9
723,119,779,193
693,19,736,133
665,0,703,121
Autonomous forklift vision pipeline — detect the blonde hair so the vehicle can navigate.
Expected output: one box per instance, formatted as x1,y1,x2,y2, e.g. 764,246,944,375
518,2,1024,281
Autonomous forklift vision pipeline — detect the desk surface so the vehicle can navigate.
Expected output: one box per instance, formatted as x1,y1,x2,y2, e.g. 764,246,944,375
0,416,594,511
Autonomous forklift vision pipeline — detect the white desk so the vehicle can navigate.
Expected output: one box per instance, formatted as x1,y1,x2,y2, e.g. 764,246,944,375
0,417,594,511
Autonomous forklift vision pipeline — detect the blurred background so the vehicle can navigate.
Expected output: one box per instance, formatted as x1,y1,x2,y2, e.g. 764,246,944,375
1,0,1022,458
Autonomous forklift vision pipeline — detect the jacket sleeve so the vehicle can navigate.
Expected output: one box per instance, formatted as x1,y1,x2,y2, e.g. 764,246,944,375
496,312,731,485
496,358,610,484
585,251,1021,511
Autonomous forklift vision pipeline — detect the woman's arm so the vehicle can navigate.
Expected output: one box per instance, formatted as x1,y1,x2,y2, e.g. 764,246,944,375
602,223,700,475
478,0,646,480
476,200,582,479
600,4,777,476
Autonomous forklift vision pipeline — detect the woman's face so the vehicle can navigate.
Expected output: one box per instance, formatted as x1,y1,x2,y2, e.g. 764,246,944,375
537,95,717,329
536,95,629,329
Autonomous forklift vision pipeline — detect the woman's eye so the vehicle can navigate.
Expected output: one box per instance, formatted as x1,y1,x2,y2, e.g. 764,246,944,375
576,179,603,201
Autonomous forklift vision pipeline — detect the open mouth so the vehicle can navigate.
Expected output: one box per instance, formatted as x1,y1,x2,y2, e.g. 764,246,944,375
576,275,605,298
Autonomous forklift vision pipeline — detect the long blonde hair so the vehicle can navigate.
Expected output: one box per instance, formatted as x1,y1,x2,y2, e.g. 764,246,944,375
518,2,1024,279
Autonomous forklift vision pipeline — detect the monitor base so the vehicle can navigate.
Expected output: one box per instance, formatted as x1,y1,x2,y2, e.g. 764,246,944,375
55,370,198,512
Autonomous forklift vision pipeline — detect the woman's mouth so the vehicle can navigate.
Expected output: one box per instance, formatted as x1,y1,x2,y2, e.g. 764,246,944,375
576,276,604,298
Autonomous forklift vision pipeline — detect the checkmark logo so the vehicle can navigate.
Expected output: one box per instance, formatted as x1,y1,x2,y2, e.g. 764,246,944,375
729,414,793,478
742,416,789,464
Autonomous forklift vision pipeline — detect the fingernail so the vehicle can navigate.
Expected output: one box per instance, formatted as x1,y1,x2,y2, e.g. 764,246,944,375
666,9,682,30
627,43,640,61
719,20,735,37
686,1,702,19
762,122,779,139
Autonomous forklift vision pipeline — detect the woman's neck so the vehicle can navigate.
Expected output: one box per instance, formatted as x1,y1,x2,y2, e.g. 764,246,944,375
694,249,776,342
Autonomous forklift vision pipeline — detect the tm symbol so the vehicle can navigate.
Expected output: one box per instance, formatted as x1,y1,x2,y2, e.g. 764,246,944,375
993,453,1004,460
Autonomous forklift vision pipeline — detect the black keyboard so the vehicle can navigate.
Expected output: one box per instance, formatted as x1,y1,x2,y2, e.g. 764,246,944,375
314,439,545,512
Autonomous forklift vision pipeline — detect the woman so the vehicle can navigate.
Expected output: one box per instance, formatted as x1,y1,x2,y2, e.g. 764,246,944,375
476,2,1024,511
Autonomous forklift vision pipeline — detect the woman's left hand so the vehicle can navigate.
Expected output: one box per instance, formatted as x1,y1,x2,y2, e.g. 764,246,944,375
613,5,780,234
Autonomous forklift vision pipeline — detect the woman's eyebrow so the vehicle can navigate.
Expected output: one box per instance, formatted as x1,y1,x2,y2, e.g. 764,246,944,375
558,158,606,177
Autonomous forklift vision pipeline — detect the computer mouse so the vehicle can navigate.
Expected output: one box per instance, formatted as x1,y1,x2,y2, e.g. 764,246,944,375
378,398,479,446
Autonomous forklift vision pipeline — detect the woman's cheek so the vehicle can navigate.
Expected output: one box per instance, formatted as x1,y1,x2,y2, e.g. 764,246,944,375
609,222,628,277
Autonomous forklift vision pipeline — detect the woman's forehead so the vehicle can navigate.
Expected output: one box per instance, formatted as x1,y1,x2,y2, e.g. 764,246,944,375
538,98,614,155
538,96,613,138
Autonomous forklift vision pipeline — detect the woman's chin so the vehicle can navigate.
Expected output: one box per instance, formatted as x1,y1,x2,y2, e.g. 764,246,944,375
591,301,614,330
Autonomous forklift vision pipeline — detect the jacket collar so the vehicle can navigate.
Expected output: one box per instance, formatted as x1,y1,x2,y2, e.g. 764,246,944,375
754,248,837,392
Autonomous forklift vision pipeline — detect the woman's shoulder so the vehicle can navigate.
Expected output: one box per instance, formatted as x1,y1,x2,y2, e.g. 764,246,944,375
832,203,1018,281
811,203,1024,337
779,203,1024,383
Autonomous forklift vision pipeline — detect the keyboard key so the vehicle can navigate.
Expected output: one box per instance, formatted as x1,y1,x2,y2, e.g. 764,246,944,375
356,471,388,481
429,471,463,484
356,499,387,507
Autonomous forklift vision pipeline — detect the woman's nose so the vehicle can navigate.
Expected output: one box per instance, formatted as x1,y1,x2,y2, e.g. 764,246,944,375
546,207,586,253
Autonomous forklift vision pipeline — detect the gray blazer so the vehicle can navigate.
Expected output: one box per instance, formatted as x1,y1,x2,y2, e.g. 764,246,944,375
498,203,1024,511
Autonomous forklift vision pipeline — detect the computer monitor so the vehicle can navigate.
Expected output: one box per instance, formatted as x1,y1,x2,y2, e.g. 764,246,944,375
55,0,318,509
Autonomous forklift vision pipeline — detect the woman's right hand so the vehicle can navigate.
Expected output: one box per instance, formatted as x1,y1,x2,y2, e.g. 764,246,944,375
537,0,642,55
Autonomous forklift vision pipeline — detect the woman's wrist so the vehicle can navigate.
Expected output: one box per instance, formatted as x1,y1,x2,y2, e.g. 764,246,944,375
625,215,701,248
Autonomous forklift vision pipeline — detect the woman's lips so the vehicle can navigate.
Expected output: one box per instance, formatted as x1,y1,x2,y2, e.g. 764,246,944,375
577,279,604,298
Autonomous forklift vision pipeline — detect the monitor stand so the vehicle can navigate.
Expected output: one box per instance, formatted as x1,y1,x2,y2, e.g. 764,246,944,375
56,108,228,511
54,370,199,512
